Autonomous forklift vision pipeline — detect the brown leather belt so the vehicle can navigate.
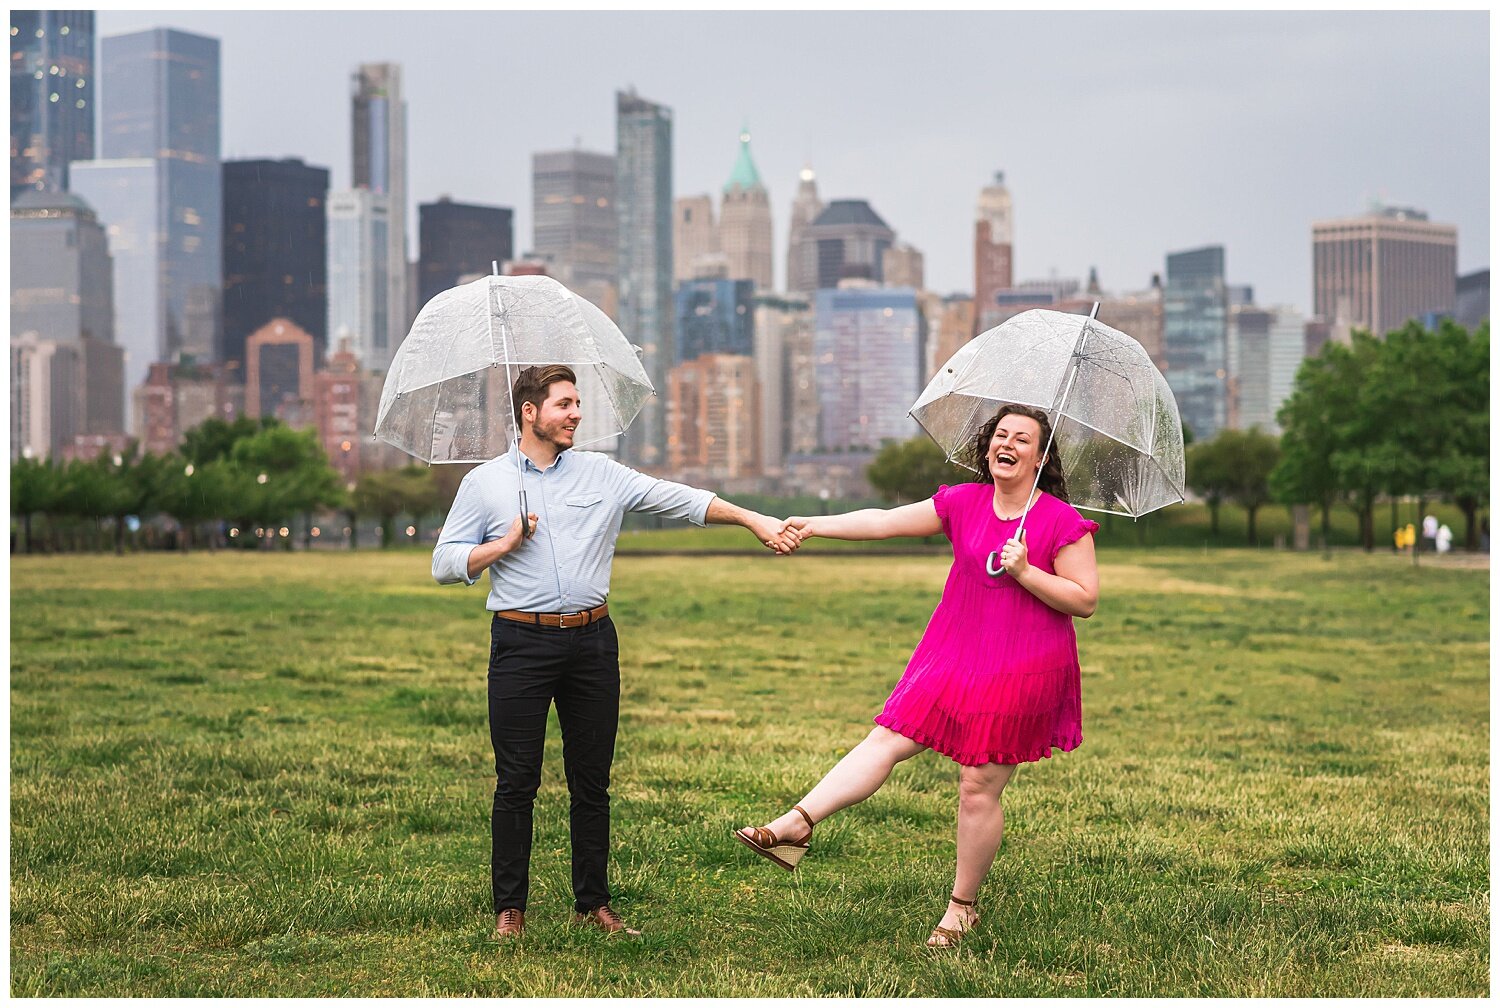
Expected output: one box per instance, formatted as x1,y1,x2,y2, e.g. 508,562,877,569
494,603,609,629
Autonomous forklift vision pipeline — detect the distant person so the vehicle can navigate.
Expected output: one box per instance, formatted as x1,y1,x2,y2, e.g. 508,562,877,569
433,364,800,941
1436,524,1453,554
1423,514,1439,546
734,404,1099,949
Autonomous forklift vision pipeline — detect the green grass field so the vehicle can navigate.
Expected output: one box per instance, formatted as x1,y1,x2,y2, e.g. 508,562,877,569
10,546,1489,996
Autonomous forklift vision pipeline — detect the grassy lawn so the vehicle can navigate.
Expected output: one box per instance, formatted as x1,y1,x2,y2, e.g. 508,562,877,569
9,546,1488,996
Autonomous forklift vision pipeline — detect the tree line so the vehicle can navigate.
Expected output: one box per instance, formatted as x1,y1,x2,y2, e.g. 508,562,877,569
866,319,1488,550
10,417,460,554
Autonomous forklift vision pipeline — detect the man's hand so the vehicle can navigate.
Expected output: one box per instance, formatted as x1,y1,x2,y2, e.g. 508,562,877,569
497,512,540,554
468,513,539,579
747,512,800,554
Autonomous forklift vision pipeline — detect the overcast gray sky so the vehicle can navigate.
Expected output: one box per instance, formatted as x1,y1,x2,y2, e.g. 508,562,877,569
101,10,1489,314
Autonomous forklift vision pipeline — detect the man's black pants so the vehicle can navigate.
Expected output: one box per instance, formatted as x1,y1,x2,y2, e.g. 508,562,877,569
487,614,620,914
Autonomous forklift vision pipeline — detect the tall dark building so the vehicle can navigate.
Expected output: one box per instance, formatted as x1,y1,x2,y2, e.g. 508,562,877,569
417,197,513,309
70,27,221,405
223,158,329,367
1455,268,1489,330
616,89,673,467
674,278,754,363
800,199,895,290
1163,245,1228,441
10,10,94,198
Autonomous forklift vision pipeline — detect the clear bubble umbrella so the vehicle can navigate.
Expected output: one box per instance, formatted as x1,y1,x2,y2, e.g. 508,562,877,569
910,305,1185,574
374,273,654,523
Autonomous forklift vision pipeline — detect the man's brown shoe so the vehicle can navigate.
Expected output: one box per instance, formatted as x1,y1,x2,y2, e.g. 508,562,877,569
572,905,641,936
494,908,525,939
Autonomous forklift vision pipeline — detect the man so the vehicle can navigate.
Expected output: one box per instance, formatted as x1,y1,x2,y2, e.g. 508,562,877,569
432,364,798,940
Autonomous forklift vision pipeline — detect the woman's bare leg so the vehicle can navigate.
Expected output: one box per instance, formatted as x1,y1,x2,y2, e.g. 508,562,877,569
933,761,1016,935
754,726,927,842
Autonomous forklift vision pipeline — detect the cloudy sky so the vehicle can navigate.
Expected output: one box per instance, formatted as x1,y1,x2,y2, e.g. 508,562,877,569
100,10,1489,314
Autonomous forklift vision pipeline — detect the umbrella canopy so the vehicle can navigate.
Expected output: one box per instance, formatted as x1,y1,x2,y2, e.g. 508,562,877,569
374,274,653,464
911,307,1185,519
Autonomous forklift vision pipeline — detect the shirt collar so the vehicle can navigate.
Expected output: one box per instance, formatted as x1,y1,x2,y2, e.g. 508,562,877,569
510,443,569,474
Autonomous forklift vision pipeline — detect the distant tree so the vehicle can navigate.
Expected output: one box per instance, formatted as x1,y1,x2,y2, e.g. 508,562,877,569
11,457,65,553
1271,348,1347,546
1186,438,1232,536
156,455,241,552
1415,320,1488,550
228,425,344,548
866,436,971,504
180,415,280,466
73,443,167,555
354,469,408,549
1218,428,1281,545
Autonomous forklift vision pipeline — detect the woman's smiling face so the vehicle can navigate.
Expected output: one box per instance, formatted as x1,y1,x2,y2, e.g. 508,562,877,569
987,413,1044,482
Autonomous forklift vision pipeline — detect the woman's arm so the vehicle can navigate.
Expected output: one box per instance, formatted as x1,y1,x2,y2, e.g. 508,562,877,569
784,499,942,542
999,531,1098,618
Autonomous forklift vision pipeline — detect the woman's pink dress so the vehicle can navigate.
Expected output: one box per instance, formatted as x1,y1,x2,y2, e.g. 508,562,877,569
874,483,1099,766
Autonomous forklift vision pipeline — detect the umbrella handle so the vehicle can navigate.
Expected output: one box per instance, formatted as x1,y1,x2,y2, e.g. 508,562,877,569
985,528,1025,577
519,490,535,539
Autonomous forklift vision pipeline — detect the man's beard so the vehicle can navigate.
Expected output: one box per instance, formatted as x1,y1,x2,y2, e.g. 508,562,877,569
533,418,574,449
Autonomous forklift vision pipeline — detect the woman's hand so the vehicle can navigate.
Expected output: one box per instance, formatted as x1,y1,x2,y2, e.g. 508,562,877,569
998,534,1029,578
780,516,813,542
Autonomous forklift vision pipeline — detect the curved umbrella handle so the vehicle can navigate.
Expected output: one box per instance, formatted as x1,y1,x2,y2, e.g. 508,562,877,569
985,528,1025,577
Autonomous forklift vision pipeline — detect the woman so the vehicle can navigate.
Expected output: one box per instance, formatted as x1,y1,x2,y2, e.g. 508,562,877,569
735,404,1099,948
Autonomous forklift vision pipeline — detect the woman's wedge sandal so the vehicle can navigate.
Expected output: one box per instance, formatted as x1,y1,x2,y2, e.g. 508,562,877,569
925,894,979,949
733,804,815,871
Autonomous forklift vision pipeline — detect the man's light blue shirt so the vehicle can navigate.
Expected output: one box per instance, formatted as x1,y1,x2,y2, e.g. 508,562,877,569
431,446,715,612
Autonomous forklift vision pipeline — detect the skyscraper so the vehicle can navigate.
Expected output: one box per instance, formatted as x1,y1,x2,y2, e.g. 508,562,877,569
615,89,673,467
785,165,823,295
531,148,617,313
883,242,924,290
673,194,718,282
1455,269,1489,329
719,127,773,290
10,10,94,198
222,158,329,368
351,63,409,340
12,190,123,455
1163,245,1228,441
417,196,513,308
800,200,895,290
1228,304,1304,434
245,318,315,424
667,354,759,482
70,27,220,404
326,188,392,371
974,171,1014,334
1312,205,1457,336
674,278,754,363
752,293,811,479
814,285,922,451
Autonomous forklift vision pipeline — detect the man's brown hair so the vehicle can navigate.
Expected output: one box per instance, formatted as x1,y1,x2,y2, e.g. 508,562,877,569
512,364,578,428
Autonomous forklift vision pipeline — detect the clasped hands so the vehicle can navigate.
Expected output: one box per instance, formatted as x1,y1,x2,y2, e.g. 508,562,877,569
749,515,812,555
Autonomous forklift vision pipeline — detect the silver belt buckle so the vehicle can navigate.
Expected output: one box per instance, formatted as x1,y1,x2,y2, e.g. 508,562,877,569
556,612,568,629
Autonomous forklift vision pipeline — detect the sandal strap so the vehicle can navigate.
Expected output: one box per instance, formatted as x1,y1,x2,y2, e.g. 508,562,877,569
742,825,778,847
928,925,965,944
792,804,816,833
949,894,977,908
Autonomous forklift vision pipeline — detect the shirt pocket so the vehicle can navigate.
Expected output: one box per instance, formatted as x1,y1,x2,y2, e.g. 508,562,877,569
566,493,604,510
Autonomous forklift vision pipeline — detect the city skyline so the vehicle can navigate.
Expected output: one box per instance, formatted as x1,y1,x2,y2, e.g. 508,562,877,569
93,11,1490,317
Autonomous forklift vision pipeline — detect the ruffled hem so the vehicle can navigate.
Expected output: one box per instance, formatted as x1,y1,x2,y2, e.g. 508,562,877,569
874,712,1081,767
1055,518,1100,555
